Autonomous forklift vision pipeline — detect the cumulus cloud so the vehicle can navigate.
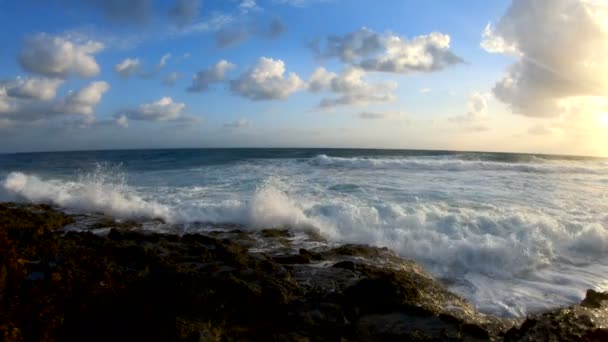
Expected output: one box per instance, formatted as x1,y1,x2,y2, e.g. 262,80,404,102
230,57,305,100
0,88,15,114
309,67,397,108
114,54,173,79
0,80,109,126
114,58,141,78
55,81,110,116
120,97,196,123
448,92,491,132
19,33,104,79
188,60,235,92
314,28,464,74
449,92,489,123
3,77,63,101
480,23,520,55
482,0,608,117
115,115,129,128
224,117,251,128
169,0,201,26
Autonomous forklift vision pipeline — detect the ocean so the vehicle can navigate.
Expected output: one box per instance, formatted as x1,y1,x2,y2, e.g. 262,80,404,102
1,148,607,317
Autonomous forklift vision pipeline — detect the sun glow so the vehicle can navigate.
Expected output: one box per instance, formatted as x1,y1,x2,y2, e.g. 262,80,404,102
600,112,608,127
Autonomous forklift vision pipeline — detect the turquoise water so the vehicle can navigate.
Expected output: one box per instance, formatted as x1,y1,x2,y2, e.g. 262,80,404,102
1,148,608,316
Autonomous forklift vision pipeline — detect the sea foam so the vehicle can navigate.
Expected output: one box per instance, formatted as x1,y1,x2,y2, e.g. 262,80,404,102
3,171,171,220
311,154,608,174
2,153,608,317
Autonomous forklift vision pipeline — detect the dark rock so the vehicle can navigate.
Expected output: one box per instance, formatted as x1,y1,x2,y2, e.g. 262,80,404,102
1,202,607,341
333,260,357,271
274,254,311,265
331,244,390,258
581,289,608,309
260,229,292,238
274,249,324,265
299,248,323,261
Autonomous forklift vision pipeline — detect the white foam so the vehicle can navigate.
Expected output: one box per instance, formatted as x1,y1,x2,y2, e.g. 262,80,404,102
311,154,608,175
3,171,171,220
2,158,608,317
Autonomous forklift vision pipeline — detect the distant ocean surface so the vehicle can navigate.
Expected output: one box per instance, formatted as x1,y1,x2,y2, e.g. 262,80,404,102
1,148,608,317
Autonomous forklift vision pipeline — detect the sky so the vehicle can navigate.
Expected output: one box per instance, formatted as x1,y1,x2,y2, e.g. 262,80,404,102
0,0,607,156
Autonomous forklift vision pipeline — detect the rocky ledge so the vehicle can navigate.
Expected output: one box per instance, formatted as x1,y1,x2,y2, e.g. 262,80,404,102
1,203,607,341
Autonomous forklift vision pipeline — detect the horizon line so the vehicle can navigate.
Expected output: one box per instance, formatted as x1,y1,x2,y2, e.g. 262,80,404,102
1,146,605,159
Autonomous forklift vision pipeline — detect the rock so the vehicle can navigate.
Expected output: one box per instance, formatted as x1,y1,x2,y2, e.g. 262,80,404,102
581,289,608,309
504,291,608,341
260,229,292,238
333,260,357,271
1,202,607,341
273,249,324,265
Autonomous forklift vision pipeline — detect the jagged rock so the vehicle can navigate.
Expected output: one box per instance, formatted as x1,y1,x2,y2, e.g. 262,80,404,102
1,202,607,341
503,290,608,341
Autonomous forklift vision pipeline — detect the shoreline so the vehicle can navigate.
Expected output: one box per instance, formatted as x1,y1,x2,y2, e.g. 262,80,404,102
1,202,607,341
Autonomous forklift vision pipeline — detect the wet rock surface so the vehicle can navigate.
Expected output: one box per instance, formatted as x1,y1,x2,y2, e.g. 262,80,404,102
0,202,606,341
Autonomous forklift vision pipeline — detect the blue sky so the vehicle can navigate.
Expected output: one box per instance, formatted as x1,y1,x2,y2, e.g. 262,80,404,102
0,0,607,156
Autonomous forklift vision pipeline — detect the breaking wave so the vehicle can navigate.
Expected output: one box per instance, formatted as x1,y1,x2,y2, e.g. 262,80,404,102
310,154,608,174
2,154,608,317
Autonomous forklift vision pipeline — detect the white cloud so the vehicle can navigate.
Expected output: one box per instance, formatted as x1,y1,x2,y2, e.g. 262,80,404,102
188,60,235,92
116,115,129,128
230,57,305,100
467,92,489,119
482,0,608,117
419,88,431,94
0,80,109,126
357,111,406,120
55,81,110,116
0,88,14,114
175,13,235,36
122,97,189,122
3,77,63,101
314,28,464,74
19,33,104,78
309,66,397,108
224,117,251,128
114,58,141,78
480,23,520,55
239,0,259,12
157,53,172,69
448,92,490,131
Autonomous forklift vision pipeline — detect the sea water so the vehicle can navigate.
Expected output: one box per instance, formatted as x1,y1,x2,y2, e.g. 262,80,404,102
1,148,607,317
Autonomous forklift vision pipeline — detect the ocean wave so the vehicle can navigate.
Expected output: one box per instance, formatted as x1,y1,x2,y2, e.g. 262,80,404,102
5,170,606,270
309,154,608,175
2,170,171,220
3,169,608,316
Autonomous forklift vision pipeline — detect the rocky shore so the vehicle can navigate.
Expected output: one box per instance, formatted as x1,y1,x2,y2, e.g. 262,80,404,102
1,202,607,341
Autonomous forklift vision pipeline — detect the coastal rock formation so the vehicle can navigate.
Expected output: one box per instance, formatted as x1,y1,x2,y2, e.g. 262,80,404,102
0,202,606,341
